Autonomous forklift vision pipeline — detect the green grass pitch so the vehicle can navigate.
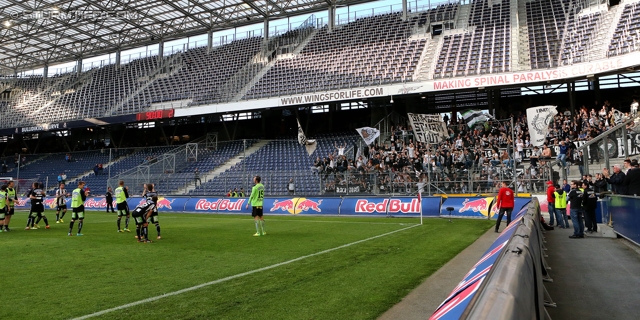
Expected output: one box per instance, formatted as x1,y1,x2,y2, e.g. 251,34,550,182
3,210,493,319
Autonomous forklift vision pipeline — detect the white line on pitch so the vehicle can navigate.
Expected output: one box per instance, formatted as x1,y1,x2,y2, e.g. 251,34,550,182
71,223,421,320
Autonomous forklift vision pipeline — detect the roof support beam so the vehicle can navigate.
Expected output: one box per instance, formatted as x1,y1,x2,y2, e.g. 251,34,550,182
243,0,268,17
159,0,211,29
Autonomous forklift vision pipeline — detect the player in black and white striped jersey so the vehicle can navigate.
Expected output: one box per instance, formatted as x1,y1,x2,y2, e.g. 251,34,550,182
55,183,69,223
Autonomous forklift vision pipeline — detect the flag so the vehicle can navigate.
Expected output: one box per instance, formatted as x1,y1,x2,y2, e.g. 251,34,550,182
356,127,380,145
526,105,558,147
406,113,448,143
461,109,492,128
297,119,316,156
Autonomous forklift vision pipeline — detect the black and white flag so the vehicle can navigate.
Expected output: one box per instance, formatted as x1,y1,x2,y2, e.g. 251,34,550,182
356,127,380,145
526,106,557,147
297,119,316,156
407,113,448,144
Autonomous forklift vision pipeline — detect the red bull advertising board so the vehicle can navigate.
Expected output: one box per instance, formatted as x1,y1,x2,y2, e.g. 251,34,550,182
265,197,340,215
127,197,188,212
183,197,251,214
441,197,532,219
339,196,441,216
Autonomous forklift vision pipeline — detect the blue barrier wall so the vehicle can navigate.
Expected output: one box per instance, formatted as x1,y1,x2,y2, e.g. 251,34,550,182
440,197,531,219
184,197,250,214
431,204,532,319
339,196,441,216
13,195,444,217
607,195,640,245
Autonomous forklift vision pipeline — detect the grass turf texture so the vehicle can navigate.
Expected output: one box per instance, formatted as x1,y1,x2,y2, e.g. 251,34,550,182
4,210,494,320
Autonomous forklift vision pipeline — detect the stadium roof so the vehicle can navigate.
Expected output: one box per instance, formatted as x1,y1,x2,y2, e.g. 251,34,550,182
0,0,371,73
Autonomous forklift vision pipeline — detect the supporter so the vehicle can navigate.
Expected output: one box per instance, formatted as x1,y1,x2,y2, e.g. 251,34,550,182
593,173,608,194
194,168,201,187
575,151,585,177
562,179,571,193
624,159,640,196
540,144,552,166
287,178,295,194
603,165,627,195
556,141,568,168
312,157,324,174
335,141,346,156
530,146,540,168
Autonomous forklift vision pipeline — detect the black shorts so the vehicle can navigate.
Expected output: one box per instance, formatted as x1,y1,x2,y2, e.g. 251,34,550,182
132,209,147,225
148,214,159,224
30,205,44,215
117,204,130,217
6,206,14,216
0,206,6,220
252,206,263,218
57,204,67,211
71,211,85,220
73,206,85,213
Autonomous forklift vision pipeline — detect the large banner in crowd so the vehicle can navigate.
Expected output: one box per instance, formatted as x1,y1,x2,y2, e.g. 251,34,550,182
407,113,448,144
526,106,557,147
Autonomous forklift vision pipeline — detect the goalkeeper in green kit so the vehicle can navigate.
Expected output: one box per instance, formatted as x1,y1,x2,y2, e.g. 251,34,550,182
245,176,265,236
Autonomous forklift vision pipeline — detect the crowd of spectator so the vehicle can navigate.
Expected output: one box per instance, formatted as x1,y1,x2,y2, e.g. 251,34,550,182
316,100,637,195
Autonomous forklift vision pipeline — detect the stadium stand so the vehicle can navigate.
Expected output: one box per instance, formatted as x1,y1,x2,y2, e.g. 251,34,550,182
50,56,164,120
526,0,568,69
143,37,263,105
2,0,640,130
244,12,428,99
433,0,510,78
190,134,359,196
608,1,640,57
559,12,602,65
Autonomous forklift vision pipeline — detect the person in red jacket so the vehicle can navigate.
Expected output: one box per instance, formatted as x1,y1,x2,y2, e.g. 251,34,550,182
495,181,515,233
546,181,556,226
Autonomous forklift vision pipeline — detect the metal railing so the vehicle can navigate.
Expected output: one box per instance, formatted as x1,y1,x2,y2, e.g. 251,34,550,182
578,117,635,176
186,162,553,197
108,141,202,195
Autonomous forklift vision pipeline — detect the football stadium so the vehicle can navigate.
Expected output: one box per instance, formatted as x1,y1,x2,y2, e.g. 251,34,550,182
2,0,640,319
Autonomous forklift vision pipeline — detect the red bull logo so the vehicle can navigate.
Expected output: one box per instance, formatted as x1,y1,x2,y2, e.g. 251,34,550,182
459,198,489,213
271,198,323,214
156,198,175,209
138,197,175,209
43,198,57,209
195,199,244,211
271,199,296,213
15,198,29,207
458,197,497,217
355,199,420,213
296,199,322,213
